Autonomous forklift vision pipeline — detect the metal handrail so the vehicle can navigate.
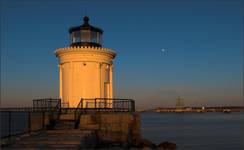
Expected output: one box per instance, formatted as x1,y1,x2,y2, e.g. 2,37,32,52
1,110,47,139
1,99,62,139
74,98,85,128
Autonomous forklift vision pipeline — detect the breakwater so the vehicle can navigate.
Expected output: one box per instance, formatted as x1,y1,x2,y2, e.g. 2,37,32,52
1,109,177,149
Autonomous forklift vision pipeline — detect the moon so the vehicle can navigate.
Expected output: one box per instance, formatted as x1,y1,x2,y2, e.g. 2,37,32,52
161,49,166,52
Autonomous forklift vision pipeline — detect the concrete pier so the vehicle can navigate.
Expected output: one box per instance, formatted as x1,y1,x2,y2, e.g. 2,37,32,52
1,111,141,149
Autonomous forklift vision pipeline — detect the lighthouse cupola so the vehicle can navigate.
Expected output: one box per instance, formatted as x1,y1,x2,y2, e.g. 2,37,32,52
69,16,103,47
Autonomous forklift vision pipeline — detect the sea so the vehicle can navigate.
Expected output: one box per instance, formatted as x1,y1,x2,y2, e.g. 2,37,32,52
140,112,244,150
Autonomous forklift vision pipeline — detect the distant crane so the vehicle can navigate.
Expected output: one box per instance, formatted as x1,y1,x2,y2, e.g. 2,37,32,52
176,96,184,110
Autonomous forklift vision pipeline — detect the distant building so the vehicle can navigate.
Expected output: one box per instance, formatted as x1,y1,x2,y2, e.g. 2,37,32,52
55,16,116,108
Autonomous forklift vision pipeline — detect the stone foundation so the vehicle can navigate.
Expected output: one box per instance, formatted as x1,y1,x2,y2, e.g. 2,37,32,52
79,112,141,144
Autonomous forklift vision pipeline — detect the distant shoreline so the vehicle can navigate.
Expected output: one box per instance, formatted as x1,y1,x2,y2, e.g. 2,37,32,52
137,106,244,113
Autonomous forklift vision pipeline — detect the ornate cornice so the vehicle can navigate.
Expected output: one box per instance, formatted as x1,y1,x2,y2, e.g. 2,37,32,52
55,46,116,59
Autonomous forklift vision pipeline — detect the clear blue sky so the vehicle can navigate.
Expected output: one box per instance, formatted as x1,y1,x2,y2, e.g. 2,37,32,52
1,0,243,108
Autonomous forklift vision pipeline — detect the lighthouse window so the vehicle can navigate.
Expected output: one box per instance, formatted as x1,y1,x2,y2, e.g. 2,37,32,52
72,31,80,43
81,30,90,42
91,31,97,43
97,33,102,45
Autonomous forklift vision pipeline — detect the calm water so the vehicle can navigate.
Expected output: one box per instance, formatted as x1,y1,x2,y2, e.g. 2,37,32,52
140,112,244,150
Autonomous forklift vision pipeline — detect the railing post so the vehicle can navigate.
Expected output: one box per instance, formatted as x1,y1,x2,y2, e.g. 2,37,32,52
59,99,61,109
95,98,97,109
8,111,11,137
28,111,31,133
127,101,129,111
42,111,45,129
132,100,135,112
122,101,125,111
129,101,131,111
49,99,51,110
81,98,83,108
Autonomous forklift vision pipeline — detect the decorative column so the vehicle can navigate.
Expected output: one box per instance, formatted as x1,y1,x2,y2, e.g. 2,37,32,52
109,64,113,98
59,65,62,99
99,62,102,98
69,62,73,107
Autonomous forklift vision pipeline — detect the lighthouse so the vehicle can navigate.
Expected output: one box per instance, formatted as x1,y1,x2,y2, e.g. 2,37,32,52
55,16,116,108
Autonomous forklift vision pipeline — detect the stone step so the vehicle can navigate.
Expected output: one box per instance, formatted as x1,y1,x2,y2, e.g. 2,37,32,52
54,121,76,130
45,144,81,149
17,136,85,141
79,124,99,130
20,131,84,137
56,120,76,123
46,129,84,135
11,144,81,149
59,114,75,120
16,140,82,145
43,134,85,138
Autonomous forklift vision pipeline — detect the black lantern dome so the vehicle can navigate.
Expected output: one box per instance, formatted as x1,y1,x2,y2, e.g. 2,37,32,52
69,16,103,47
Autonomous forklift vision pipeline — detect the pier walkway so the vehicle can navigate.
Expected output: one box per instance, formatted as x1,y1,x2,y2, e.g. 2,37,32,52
6,113,94,149
8,129,91,149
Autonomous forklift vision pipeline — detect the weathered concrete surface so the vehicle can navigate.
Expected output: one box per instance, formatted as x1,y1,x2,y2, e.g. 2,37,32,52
3,113,95,149
5,129,93,149
29,112,51,131
44,113,50,126
59,113,75,121
79,112,141,144
29,112,43,131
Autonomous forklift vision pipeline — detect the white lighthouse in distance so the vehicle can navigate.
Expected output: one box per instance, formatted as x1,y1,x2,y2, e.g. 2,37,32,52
55,16,116,108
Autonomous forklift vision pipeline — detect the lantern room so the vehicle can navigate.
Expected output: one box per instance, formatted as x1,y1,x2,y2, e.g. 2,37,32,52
69,16,103,47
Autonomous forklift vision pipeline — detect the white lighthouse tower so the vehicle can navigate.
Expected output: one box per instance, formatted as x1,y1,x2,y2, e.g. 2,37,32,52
55,16,116,108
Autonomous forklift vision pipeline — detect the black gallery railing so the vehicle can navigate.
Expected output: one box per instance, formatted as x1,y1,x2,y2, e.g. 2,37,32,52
76,98,135,111
33,98,61,111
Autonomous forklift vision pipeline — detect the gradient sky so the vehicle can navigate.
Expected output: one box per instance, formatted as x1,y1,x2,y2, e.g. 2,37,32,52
1,0,243,108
